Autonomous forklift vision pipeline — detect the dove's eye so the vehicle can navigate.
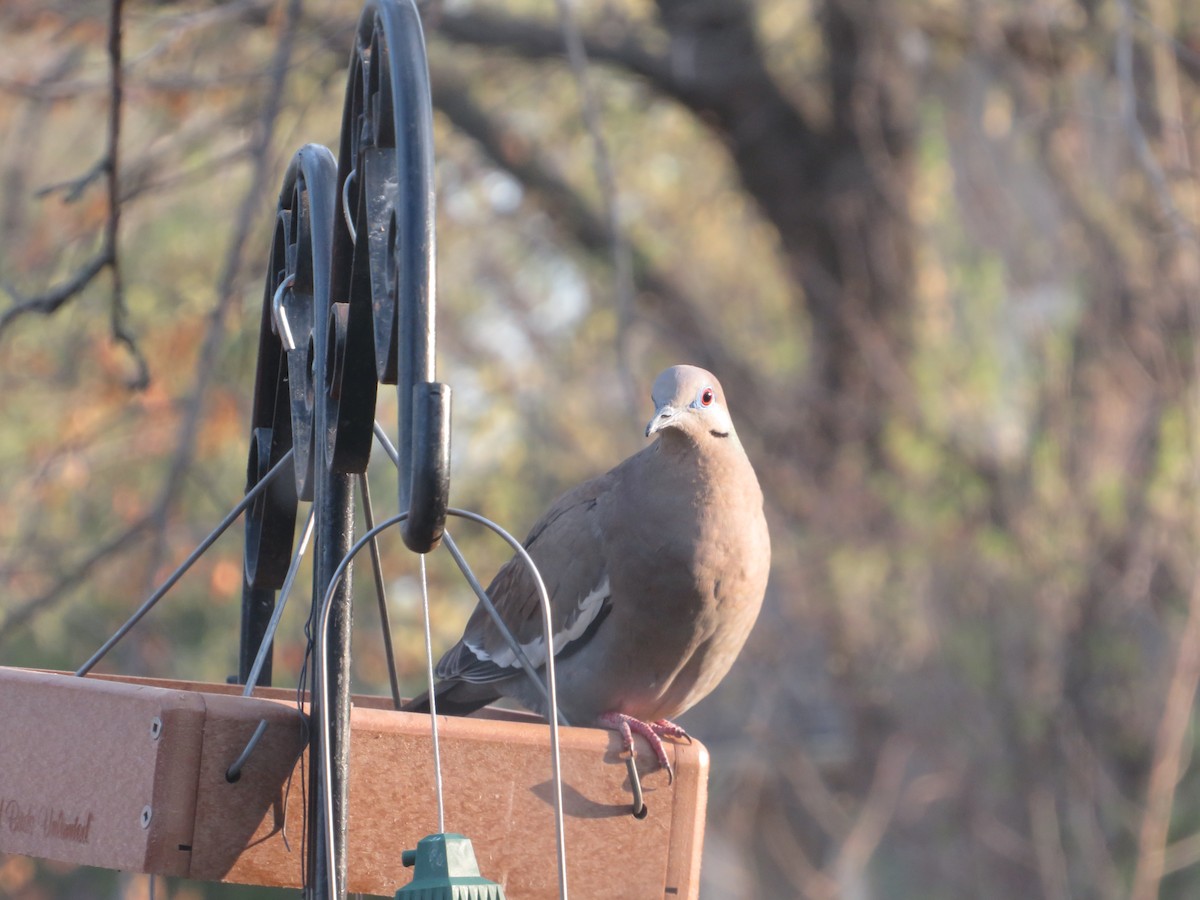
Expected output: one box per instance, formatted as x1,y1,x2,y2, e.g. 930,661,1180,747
698,387,715,407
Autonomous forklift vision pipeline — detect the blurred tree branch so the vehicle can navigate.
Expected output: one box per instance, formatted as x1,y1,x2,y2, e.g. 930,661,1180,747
914,4,1200,88
0,0,303,653
546,0,637,410
428,62,754,393
432,0,916,468
1118,0,1200,894
138,0,303,593
0,0,149,389
433,8,678,99
0,515,153,643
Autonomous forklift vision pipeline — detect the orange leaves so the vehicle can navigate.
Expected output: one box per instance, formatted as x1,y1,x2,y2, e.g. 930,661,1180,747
208,556,242,599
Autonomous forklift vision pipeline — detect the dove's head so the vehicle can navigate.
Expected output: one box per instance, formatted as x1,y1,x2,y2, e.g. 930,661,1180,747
645,365,736,443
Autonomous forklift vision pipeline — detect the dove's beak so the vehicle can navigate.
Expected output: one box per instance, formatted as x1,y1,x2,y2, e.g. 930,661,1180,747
646,404,679,437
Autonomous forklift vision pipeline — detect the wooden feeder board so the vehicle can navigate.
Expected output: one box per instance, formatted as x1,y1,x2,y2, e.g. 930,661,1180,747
0,667,708,897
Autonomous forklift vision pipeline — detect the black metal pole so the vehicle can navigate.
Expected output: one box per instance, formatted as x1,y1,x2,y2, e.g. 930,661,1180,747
310,471,354,897
300,2,449,893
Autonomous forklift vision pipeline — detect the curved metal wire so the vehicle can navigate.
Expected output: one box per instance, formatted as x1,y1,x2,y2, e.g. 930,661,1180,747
225,719,269,783
271,272,297,351
314,507,569,900
372,422,561,719
340,168,357,243
358,472,403,708
242,505,316,697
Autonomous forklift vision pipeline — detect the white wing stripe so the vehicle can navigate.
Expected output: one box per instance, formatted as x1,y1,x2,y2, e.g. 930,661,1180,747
465,576,610,670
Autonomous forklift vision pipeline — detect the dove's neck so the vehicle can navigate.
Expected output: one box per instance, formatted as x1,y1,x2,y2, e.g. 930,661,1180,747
653,426,757,489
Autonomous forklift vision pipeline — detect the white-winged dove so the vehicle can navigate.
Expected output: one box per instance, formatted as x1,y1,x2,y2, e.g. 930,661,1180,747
405,365,771,775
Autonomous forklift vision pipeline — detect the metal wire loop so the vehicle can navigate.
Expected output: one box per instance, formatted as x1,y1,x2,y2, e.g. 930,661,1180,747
372,421,559,719
314,507,570,900
341,168,357,244
626,756,647,819
271,272,297,351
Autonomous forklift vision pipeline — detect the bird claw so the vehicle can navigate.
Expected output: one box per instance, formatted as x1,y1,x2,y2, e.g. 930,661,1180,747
653,718,692,743
598,712,680,784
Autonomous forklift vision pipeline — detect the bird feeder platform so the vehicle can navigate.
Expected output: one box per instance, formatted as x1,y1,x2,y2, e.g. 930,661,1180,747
0,666,707,898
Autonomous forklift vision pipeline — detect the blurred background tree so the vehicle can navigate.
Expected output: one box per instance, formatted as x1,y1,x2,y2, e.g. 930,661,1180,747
1,0,1199,897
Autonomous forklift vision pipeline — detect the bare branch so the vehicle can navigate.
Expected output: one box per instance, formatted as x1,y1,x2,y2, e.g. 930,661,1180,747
0,252,109,335
0,77,107,102
548,0,637,411
143,0,304,570
0,0,149,389
35,158,107,203
829,735,914,882
1115,0,1199,251
433,8,679,100
913,5,1200,87
429,63,754,392
1130,576,1200,900
1028,787,1071,900
0,516,154,644
2,0,303,640
1121,3,1200,892
1163,828,1200,876
106,0,149,390
124,0,275,71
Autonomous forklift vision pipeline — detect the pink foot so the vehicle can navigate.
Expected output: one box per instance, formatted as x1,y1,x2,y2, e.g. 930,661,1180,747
597,712,689,783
